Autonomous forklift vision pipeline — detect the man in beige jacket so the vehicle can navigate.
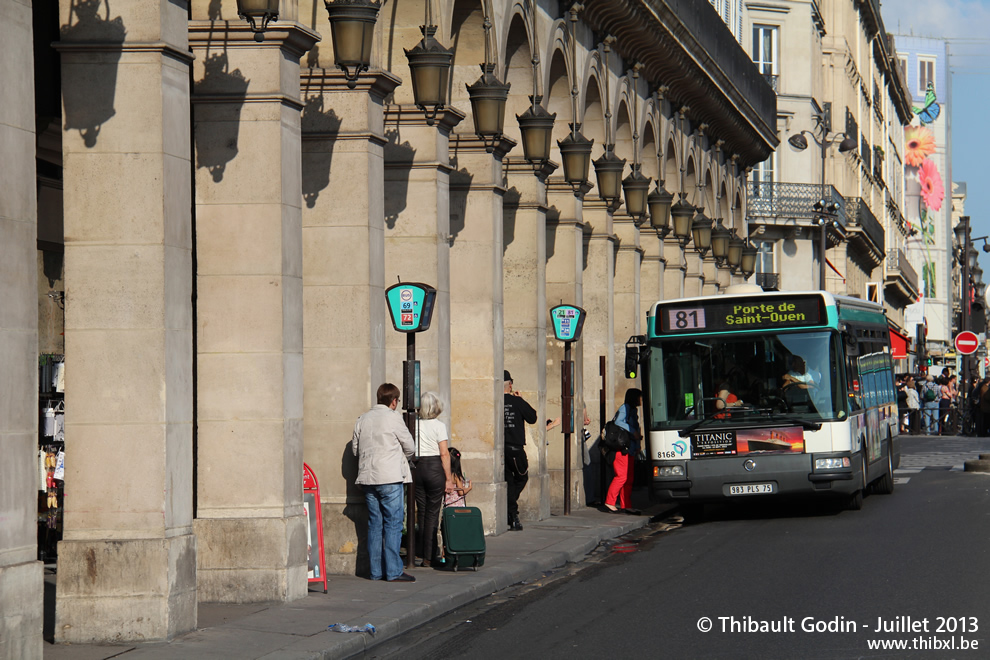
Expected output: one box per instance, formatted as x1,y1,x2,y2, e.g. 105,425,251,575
353,383,417,582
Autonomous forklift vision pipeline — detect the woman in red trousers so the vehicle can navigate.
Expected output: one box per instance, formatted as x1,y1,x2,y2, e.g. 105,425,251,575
605,388,642,515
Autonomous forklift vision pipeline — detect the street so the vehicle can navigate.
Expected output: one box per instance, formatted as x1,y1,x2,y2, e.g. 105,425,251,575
362,435,990,659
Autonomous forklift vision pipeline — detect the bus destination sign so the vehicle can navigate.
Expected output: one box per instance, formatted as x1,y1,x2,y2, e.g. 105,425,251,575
659,295,825,334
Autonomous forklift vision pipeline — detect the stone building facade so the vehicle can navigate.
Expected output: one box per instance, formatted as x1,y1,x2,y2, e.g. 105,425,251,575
744,0,916,332
0,0,774,652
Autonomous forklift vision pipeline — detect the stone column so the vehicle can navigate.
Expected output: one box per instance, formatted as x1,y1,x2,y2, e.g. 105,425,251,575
714,264,732,291
502,159,552,523
448,136,515,534
684,251,704,298
299,69,398,575
702,258,718,296
54,0,196,642
640,233,665,328
0,1,43,656
546,181,589,507
189,12,319,603
581,200,616,441
383,106,462,410
663,239,686,300
612,213,642,403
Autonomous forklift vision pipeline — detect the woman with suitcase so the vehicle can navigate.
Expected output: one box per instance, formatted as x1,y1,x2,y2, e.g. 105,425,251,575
414,392,454,568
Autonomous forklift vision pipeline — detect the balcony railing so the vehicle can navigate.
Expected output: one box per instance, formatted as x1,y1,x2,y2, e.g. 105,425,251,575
844,198,885,261
748,182,845,224
762,73,779,92
886,248,919,296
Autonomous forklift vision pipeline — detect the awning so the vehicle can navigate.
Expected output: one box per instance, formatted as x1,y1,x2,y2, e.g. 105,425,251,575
889,327,909,360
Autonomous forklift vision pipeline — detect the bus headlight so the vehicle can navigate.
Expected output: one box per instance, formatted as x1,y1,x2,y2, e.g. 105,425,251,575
654,465,685,477
815,457,851,470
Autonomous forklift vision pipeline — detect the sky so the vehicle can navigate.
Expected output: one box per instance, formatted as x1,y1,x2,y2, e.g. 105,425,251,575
880,0,990,272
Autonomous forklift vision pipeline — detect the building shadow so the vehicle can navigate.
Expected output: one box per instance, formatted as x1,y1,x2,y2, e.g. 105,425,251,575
384,127,416,230
193,49,250,182
545,204,560,262
301,93,342,208
340,442,369,577
447,162,474,245
502,186,521,253
60,0,126,148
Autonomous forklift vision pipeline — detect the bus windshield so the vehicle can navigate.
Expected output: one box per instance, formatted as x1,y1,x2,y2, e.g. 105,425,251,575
647,330,844,430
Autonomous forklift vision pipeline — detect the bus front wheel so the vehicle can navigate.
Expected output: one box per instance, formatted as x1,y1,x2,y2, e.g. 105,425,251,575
874,437,895,495
847,454,867,511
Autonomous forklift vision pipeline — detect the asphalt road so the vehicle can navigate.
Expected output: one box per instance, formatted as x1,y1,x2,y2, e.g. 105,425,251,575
362,434,990,659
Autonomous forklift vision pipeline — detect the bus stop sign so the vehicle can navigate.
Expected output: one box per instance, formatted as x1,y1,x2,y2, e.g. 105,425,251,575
550,304,586,342
955,331,980,355
385,282,437,333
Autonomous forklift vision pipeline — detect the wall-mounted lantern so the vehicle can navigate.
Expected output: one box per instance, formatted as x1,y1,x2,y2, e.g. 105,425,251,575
324,0,381,88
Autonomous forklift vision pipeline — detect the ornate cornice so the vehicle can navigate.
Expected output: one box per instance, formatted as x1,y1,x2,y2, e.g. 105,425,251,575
581,0,778,167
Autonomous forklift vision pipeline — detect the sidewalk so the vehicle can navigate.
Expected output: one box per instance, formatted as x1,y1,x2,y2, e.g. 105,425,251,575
44,504,668,660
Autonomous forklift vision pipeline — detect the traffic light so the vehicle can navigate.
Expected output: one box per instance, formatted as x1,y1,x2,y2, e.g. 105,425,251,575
625,336,645,379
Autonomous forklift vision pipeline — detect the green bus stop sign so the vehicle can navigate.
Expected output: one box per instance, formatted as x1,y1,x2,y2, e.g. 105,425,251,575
550,304,586,343
385,282,437,333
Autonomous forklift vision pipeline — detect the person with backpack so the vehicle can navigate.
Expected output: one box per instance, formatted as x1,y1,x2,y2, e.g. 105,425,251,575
921,375,940,435
604,388,642,515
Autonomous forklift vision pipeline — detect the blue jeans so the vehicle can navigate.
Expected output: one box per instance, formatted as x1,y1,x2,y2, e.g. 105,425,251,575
923,400,939,434
363,483,405,580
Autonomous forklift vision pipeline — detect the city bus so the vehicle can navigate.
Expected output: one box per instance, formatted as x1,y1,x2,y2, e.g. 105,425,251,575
634,285,898,515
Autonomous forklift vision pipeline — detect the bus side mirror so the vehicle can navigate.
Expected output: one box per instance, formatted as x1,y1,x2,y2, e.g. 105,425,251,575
625,335,646,379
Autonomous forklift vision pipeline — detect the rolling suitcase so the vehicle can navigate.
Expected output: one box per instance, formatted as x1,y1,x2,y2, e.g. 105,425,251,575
440,506,485,571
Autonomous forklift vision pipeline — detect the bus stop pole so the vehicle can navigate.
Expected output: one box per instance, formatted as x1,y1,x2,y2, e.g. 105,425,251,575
599,356,607,505
562,341,573,515
403,332,416,569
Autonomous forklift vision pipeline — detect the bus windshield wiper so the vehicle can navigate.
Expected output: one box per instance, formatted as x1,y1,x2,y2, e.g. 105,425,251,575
679,407,822,437
760,411,822,432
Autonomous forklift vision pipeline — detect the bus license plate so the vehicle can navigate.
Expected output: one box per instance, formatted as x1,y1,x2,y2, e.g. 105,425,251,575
728,483,774,496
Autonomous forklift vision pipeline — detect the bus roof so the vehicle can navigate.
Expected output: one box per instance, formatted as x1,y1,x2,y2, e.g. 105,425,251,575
647,290,888,338
647,290,885,318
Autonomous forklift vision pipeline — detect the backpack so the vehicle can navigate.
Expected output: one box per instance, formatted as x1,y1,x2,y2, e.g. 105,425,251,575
923,384,937,402
600,409,632,453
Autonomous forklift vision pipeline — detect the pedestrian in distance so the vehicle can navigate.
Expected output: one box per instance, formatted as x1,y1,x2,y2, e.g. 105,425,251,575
352,383,417,583
604,387,643,515
921,375,940,435
414,391,454,569
503,370,537,531
904,375,920,433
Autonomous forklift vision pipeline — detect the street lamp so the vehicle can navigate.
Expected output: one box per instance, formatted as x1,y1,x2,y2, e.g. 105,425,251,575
324,0,381,88
648,182,674,238
558,126,594,191
622,163,651,222
788,105,856,290
727,233,745,270
710,221,731,265
670,196,695,247
404,0,454,127
593,147,625,208
466,16,509,149
516,95,556,163
691,212,713,256
740,241,758,279
236,0,279,41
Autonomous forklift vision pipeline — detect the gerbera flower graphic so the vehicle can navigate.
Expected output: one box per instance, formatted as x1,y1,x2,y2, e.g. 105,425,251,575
904,125,936,167
918,159,944,211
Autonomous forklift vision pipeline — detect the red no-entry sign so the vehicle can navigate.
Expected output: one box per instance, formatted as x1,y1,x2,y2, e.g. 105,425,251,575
955,331,980,355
